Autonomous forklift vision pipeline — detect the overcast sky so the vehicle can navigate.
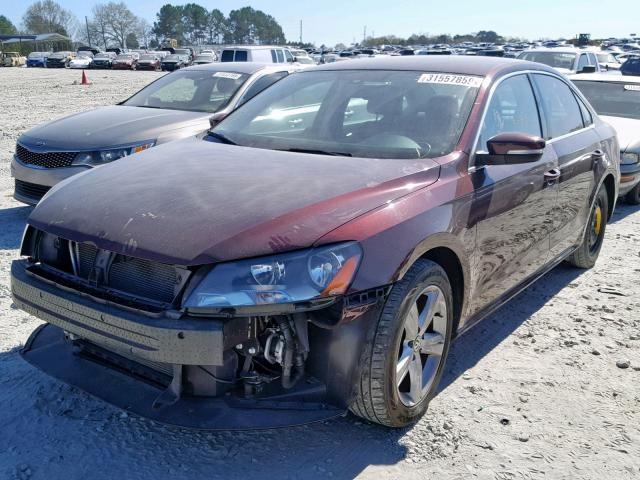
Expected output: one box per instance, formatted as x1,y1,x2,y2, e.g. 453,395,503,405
4,0,640,46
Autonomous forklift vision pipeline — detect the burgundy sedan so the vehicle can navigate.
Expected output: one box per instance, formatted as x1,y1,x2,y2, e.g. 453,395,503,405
135,54,161,71
12,56,619,428
111,53,137,70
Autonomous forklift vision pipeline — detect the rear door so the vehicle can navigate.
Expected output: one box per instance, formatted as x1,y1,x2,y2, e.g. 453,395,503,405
531,73,601,257
469,74,558,314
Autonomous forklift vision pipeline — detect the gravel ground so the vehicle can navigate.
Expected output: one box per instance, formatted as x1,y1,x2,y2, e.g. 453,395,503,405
0,68,639,480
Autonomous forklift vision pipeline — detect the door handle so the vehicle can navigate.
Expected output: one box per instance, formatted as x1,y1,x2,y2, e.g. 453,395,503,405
544,168,561,185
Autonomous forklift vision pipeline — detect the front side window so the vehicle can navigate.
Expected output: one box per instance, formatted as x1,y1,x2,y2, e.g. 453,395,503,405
123,71,249,113
276,50,285,63
532,74,584,139
237,72,289,107
210,70,482,159
477,74,542,152
284,49,294,62
577,54,589,71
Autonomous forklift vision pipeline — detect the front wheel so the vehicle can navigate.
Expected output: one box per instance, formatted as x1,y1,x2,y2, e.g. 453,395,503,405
567,185,609,268
350,259,453,427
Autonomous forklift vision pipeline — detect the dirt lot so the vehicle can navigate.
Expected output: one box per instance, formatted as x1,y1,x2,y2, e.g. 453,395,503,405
0,68,639,480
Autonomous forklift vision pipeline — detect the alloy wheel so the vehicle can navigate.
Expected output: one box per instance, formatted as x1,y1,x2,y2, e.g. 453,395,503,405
396,285,448,407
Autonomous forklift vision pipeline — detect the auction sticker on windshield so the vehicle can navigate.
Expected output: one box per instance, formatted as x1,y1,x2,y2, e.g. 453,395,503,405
213,72,243,80
418,73,483,88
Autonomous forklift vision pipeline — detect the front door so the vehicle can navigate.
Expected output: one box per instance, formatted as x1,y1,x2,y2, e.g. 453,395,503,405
469,74,558,314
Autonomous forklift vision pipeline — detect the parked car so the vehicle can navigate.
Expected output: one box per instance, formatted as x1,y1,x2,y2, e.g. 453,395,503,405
571,73,640,203
220,45,295,63
46,51,75,68
595,51,621,71
136,54,162,71
11,62,299,204
26,51,49,67
518,48,601,74
12,57,619,429
621,57,640,76
89,52,116,69
192,54,216,65
112,54,137,70
68,51,94,69
3,51,26,67
291,48,316,64
161,54,189,71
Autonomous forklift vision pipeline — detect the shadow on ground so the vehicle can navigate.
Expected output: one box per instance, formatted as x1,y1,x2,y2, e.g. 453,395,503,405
0,205,31,250
609,201,640,224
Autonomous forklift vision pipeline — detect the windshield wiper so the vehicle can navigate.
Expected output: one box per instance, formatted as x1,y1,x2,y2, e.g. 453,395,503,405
284,148,352,157
207,131,237,145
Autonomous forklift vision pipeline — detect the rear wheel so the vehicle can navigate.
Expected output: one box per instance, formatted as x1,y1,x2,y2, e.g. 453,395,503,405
350,259,453,427
625,183,640,205
567,185,608,268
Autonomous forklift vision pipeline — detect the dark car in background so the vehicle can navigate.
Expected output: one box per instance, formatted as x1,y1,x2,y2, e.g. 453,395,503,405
136,54,162,71
621,57,640,76
12,57,619,429
45,51,74,68
112,53,138,70
161,54,189,71
572,74,640,203
90,52,117,69
11,63,299,204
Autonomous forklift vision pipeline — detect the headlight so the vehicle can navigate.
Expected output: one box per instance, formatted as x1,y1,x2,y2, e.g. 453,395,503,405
72,141,155,166
184,242,362,309
621,152,639,165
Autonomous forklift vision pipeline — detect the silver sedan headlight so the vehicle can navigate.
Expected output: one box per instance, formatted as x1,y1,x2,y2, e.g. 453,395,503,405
72,141,155,166
183,242,362,309
621,152,639,165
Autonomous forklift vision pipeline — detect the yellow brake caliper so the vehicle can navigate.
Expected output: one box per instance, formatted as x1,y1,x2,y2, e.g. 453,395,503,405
594,206,602,236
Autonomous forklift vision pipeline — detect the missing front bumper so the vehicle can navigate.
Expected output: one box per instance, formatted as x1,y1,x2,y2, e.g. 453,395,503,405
21,324,345,429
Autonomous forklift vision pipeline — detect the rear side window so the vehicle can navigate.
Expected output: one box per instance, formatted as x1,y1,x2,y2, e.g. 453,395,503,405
575,95,593,127
235,50,248,62
271,49,277,62
532,74,584,139
237,72,289,107
477,74,542,152
276,50,284,63
221,50,234,62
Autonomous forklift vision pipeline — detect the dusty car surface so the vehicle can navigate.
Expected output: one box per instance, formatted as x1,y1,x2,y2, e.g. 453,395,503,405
11,62,297,204
571,73,640,203
12,56,619,429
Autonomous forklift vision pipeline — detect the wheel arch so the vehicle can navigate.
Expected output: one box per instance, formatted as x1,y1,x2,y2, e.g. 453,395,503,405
602,173,616,220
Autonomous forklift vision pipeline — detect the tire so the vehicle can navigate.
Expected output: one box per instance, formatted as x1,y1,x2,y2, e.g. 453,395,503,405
567,185,609,269
350,259,453,427
625,182,640,205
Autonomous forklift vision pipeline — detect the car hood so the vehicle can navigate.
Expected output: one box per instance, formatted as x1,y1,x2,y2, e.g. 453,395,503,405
28,137,441,266
19,106,209,150
601,115,640,152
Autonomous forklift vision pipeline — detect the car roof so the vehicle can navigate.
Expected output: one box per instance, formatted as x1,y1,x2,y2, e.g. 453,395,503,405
222,45,289,50
183,62,277,74
523,47,580,54
311,55,556,77
569,73,640,84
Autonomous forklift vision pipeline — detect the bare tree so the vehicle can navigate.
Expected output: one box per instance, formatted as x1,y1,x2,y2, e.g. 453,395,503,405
22,0,78,37
89,1,139,48
137,19,152,48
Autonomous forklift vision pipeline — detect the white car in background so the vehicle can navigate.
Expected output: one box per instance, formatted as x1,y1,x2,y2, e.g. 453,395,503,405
69,52,94,69
518,47,601,74
571,73,640,204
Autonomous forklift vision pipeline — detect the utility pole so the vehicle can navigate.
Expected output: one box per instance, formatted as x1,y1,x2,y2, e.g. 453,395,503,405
299,20,303,45
363,25,367,44
85,16,91,46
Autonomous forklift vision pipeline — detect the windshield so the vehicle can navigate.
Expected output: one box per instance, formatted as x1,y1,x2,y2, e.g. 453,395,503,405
597,53,618,64
573,81,640,120
140,55,157,61
116,55,132,60
164,55,181,61
123,70,249,113
95,54,110,59
77,52,93,58
519,51,577,70
28,52,44,58
211,70,481,159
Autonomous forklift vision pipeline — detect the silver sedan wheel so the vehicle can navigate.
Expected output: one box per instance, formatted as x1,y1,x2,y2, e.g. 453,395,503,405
396,285,447,407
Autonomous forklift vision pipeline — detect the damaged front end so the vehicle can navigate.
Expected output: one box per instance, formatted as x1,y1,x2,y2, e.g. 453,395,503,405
12,226,389,429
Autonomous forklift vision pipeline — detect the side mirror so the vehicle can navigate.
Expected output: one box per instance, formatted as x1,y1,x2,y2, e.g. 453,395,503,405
578,65,597,74
479,132,546,165
209,112,228,128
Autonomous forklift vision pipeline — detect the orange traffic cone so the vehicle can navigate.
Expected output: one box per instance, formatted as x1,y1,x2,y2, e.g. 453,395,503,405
81,70,89,85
